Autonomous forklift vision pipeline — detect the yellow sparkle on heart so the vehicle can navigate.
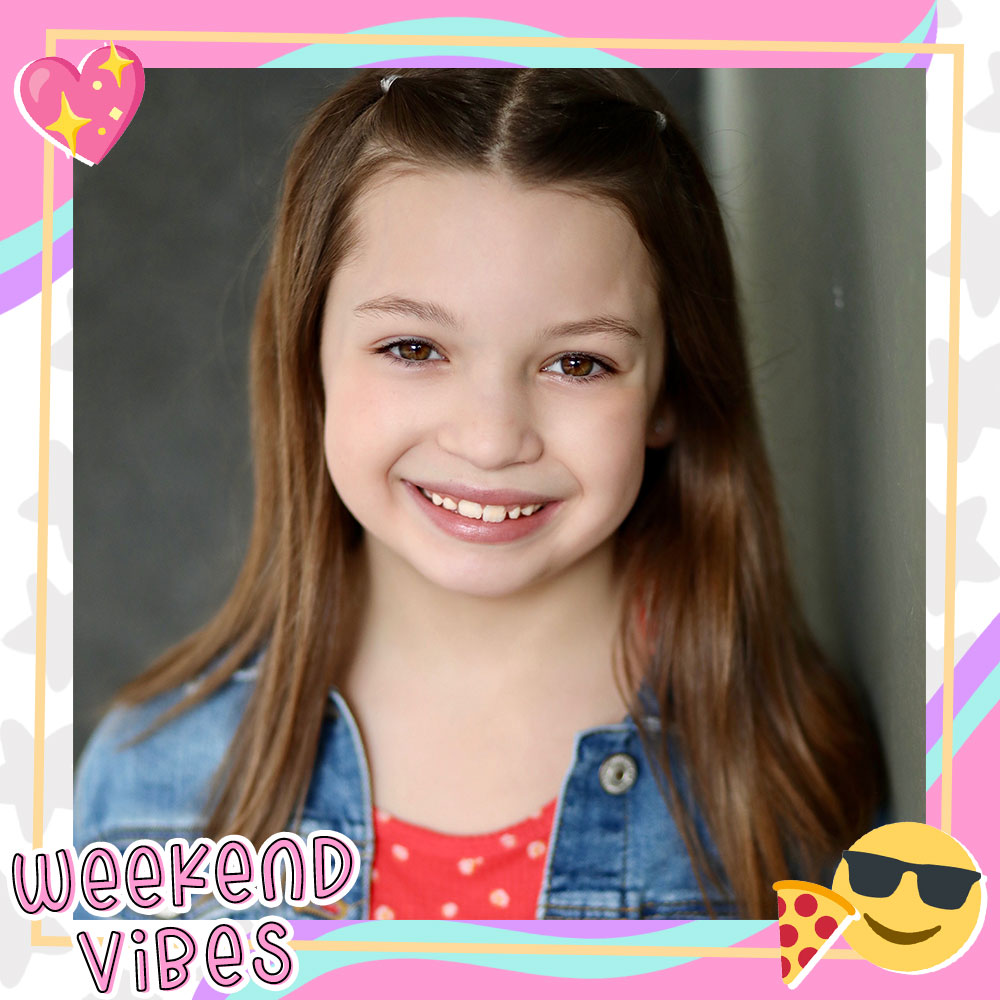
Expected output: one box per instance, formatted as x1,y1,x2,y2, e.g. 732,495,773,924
98,128,106,135
93,80,102,90
45,91,91,157
97,41,134,88
109,107,123,120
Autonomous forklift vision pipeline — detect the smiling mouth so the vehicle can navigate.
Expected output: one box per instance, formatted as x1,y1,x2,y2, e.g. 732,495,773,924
863,913,942,945
416,486,550,523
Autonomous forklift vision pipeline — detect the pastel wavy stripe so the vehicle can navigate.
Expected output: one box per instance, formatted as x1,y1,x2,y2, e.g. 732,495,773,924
284,919,693,940
926,660,1000,789
0,201,72,272
264,18,637,69
925,667,997,1000
463,919,690,937
302,919,771,947
0,231,72,316
192,920,773,998
927,610,1000,749
905,6,937,69
856,3,937,67
361,57,524,67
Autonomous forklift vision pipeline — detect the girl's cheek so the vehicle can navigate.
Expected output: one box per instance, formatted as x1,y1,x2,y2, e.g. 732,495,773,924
602,392,654,462
323,372,418,470
554,387,649,446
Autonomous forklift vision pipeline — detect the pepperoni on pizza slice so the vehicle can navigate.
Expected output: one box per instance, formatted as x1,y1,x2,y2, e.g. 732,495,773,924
773,880,859,989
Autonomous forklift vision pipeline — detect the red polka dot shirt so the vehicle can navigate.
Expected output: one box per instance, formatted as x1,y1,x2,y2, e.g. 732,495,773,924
367,799,557,919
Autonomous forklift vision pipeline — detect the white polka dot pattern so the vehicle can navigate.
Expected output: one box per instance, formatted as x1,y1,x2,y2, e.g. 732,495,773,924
366,798,556,919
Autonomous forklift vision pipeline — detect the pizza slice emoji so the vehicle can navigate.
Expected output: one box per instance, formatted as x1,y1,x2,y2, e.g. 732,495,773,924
773,880,860,988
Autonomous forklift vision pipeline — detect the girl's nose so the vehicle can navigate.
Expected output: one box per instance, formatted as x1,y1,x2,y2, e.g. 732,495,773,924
435,374,543,471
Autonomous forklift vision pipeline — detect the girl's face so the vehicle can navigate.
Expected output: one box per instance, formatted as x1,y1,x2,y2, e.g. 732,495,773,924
320,168,667,599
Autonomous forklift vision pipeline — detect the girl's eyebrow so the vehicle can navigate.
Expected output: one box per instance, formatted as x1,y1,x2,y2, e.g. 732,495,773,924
353,295,642,343
353,295,459,328
542,315,642,343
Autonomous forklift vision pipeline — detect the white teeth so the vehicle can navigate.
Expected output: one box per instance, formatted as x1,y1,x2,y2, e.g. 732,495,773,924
418,486,546,522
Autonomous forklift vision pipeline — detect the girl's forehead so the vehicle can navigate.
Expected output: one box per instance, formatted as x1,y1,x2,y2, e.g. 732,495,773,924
331,168,662,332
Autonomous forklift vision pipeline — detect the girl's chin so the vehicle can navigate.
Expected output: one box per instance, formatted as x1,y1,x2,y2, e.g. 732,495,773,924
404,559,552,601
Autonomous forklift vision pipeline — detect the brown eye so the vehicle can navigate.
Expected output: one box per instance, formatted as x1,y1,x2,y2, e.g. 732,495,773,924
398,341,433,361
380,339,444,365
542,353,612,381
559,355,595,377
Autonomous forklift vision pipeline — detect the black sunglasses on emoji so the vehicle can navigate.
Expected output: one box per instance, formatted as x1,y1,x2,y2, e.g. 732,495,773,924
842,850,982,910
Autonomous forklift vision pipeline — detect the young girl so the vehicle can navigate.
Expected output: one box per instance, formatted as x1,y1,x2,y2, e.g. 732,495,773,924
75,68,884,921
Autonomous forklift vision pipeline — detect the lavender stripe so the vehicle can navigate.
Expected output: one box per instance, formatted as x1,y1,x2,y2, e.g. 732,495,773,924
926,610,1000,750
288,918,687,938
907,7,936,69
463,920,688,937
289,920,366,939
925,7,938,41
0,231,73,316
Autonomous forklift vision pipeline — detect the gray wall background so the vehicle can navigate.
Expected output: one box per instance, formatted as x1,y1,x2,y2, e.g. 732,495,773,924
75,69,923,822
705,71,924,822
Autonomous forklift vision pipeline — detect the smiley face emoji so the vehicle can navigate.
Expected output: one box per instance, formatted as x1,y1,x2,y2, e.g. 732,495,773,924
832,822,986,973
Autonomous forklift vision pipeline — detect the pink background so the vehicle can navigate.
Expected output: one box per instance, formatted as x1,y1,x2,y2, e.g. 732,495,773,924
3,0,934,238
6,2,991,998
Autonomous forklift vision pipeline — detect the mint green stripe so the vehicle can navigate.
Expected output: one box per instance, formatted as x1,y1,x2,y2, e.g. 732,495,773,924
926,658,1000,789
312,920,771,947
0,202,73,272
858,3,937,68
265,17,635,68
235,920,772,996
283,947,693,984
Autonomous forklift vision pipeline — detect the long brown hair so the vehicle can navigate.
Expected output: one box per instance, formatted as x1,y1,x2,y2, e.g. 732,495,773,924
121,69,884,918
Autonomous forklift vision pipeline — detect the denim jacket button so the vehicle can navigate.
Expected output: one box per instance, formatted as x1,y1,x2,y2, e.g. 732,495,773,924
599,753,637,794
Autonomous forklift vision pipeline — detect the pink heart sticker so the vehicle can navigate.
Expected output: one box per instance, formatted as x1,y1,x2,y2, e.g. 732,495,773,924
15,42,144,166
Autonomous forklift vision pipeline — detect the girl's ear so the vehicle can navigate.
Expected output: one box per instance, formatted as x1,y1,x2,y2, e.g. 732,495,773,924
646,406,675,449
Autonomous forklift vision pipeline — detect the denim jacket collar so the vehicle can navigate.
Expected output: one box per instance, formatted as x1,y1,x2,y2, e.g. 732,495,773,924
75,669,736,921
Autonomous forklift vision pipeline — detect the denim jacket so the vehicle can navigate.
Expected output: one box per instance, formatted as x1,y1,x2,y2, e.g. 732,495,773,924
74,662,737,921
